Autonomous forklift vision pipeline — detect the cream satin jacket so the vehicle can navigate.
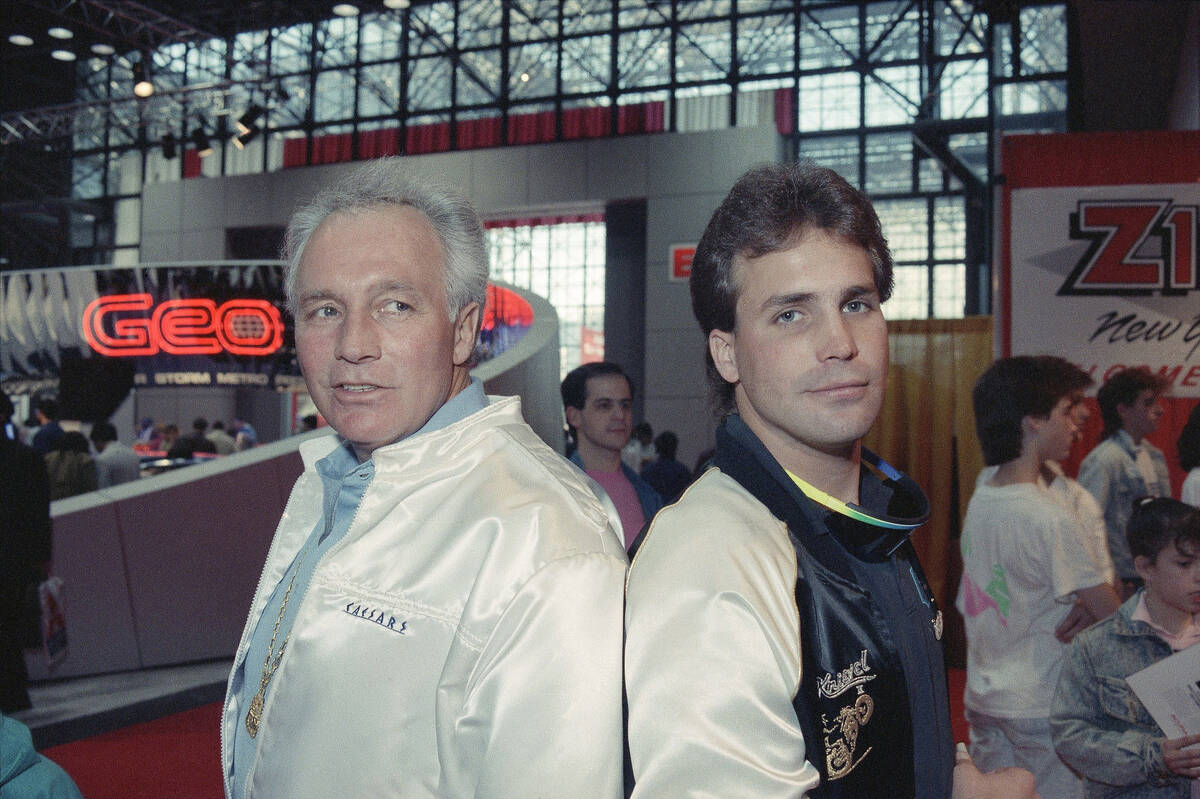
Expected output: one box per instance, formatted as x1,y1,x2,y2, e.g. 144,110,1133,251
221,396,628,798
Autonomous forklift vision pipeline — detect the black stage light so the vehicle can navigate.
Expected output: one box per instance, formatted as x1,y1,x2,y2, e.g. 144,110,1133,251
234,104,266,149
191,126,213,157
237,104,265,135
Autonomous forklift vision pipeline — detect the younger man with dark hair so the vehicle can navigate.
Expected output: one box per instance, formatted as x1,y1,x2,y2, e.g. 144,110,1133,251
1052,497,1200,796
960,355,1122,798
626,161,1028,798
562,361,661,550
1079,368,1172,593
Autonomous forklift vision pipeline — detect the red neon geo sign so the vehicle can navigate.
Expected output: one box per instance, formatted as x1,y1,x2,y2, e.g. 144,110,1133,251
83,293,284,357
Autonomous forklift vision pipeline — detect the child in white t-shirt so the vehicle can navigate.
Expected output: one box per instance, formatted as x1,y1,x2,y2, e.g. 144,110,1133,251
959,356,1123,799
1052,497,1200,798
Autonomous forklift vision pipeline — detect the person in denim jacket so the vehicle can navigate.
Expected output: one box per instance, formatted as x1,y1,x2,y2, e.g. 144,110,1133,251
1051,498,1200,797
1078,368,1172,596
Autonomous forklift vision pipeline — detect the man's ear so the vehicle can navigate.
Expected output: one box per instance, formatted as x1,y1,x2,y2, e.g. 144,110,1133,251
1017,413,1044,457
564,405,582,430
709,329,739,385
451,302,481,366
1115,401,1134,427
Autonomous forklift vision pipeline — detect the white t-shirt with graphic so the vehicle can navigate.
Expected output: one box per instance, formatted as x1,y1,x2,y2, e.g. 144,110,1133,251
1040,463,1117,587
957,471,1112,718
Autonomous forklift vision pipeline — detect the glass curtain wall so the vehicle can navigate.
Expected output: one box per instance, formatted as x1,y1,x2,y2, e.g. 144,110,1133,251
67,0,1067,318
487,216,607,376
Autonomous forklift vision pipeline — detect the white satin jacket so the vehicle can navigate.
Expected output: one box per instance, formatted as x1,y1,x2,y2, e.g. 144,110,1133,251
221,396,628,798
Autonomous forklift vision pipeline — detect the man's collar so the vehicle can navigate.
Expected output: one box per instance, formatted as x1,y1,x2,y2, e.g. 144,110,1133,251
1115,428,1144,452
573,439,624,472
411,377,488,439
716,414,926,562
313,378,490,468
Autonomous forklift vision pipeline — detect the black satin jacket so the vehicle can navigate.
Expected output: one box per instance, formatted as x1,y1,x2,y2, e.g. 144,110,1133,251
713,416,953,798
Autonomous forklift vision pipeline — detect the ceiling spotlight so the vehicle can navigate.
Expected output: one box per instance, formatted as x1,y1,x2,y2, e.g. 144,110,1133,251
48,27,74,40
132,60,154,98
162,133,178,160
383,0,411,8
191,127,213,158
8,34,34,46
332,3,359,16
237,104,266,135
91,42,115,55
51,49,77,62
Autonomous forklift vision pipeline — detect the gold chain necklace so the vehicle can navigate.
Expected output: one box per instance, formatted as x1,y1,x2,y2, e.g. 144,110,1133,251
245,546,310,739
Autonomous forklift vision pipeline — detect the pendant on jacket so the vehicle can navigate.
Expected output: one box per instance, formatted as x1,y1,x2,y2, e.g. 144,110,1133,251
246,691,265,738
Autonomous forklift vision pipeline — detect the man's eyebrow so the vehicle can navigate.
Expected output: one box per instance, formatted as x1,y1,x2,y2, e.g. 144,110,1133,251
841,283,881,302
760,291,815,314
296,288,339,305
297,280,420,304
759,283,879,313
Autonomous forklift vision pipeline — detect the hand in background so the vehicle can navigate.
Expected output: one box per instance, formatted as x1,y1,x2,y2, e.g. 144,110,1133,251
952,744,1041,799
1054,600,1095,643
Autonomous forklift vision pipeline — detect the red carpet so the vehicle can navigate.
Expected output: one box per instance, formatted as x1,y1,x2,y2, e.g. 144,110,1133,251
949,665,968,744
37,670,968,796
40,702,224,799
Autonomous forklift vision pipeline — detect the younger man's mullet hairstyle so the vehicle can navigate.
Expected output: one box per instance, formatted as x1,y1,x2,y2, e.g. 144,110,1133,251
971,355,1093,466
689,160,894,417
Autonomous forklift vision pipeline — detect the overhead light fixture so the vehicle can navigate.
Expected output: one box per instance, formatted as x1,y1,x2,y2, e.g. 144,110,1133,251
48,27,74,40
162,133,178,160
132,59,154,98
383,0,411,8
8,34,34,46
91,42,115,55
191,127,213,158
235,104,265,149
332,3,359,16
51,50,77,62
237,104,265,135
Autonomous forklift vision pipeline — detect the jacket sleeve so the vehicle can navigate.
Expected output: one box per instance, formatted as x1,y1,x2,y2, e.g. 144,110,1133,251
1050,634,1170,788
1076,451,1115,516
454,551,627,799
624,500,820,799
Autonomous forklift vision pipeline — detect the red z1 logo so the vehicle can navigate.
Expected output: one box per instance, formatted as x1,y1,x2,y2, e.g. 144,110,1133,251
83,293,285,357
1060,200,1198,295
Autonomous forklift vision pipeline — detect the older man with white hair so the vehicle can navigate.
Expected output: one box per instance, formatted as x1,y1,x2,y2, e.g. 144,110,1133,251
221,159,627,799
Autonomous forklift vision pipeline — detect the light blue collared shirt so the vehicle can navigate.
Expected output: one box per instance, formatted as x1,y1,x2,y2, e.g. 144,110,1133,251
230,379,488,797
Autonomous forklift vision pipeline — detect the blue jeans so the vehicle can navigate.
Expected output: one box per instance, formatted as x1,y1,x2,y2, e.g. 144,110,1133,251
967,708,1083,799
